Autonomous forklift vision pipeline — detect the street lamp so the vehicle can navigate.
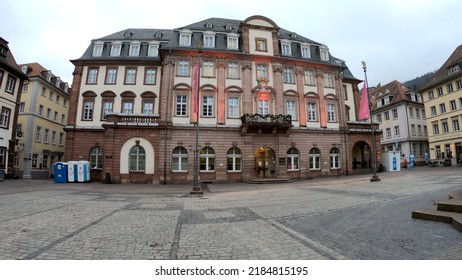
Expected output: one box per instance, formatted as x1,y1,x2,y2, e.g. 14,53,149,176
362,61,380,182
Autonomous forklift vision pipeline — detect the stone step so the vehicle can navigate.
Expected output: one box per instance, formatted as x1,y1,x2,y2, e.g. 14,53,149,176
437,199,462,213
412,207,462,232
246,178,294,184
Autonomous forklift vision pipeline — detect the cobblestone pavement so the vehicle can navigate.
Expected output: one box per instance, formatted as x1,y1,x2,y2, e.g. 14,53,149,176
0,166,461,260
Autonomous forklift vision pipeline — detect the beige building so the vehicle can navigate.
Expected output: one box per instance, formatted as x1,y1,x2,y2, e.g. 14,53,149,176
421,44,462,163
16,63,70,178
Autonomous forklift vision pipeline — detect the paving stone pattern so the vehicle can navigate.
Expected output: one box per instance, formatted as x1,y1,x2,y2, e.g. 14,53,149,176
0,166,462,260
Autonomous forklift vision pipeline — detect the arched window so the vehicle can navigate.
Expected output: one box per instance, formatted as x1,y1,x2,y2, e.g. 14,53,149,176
89,146,103,169
309,147,321,170
200,147,215,171
330,147,340,169
172,146,188,171
129,145,146,172
227,147,242,171
287,147,299,171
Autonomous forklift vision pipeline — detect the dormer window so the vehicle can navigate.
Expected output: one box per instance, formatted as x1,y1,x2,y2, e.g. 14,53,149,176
203,32,215,48
147,42,160,57
256,38,267,52
93,41,104,57
301,44,311,58
205,23,214,29
46,71,52,82
0,45,7,58
55,77,60,87
281,41,292,56
179,30,192,46
225,25,235,30
320,47,329,61
227,34,239,50
129,42,141,56
448,65,460,75
110,42,122,56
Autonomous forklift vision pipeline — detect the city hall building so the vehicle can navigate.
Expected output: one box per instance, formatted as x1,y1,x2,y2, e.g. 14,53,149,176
65,15,380,184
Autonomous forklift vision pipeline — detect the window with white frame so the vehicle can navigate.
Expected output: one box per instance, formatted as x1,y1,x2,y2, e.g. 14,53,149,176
5,75,16,93
110,43,122,56
301,45,311,58
386,128,391,138
0,107,10,128
172,146,188,171
283,68,294,83
450,100,457,111
330,147,340,169
89,146,103,169
32,154,38,168
286,100,296,120
447,83,454,93
122,101,133,114
309,148,321,170
0,147,6,168
442,121,449,133
142,101,154,114
147,42,159,56
440,103,446,114
227,62,239,79
176,95,187,116
92,42,104,57
416,108,420,119
433,123,439,135
144,68,156,84
411,124,416,136
129,145,146,172
281,42,292,56
327,103,336,122
227,35,239,50
287,147,299,171
202,96,214,117
393,109,398,119
35,126,42,142
51,130,56,145
87,68,98,84
200,147,215,171
453,119,460,131
228,97,239,118
129,43,140,56
307,102,317,121
394,126,400,137
177,60,189,76
320,47,329,61
102,101,113,120
125,68,137,84
256,64,267,79
202,61,215,77
384,111,390,120
227,147,241,171
106,68,117,84
258,99,269,115
428,90,434,99
304,70,315,85
417,125,422,136
59,132,64,146
83,101,93,120
203,33,215,48
437,87,443,96
179,31,192,46
430,106,437,116
323,73,333,87
255,38,267,52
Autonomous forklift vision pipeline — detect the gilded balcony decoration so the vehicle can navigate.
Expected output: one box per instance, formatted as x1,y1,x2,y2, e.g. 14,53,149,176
240,113,292,134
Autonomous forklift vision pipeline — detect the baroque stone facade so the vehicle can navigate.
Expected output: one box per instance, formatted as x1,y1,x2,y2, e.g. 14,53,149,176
65,15,380,184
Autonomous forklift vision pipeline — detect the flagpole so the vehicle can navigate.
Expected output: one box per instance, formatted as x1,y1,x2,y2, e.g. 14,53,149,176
190,47,202,194
362,61,380,182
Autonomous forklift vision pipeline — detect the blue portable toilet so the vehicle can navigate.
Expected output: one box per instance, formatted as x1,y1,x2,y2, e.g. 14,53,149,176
67,161,78,182
77,161,91,182
54,162,68,183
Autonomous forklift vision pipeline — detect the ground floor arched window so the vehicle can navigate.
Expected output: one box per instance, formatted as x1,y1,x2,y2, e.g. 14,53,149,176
200,147,215,171
330,147,340,169
129,145,146,172
89,146,103,169
227,147,242,171
309,147,321,170
172,146,188,171
287,147,299,170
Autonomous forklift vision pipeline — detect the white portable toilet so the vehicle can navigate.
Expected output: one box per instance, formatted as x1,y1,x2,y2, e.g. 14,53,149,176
381,151,401,172
67,161,78,182
77,161,90,182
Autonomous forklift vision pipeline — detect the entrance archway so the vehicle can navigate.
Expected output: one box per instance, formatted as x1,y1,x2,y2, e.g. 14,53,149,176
254,147,275,178
352,141,371,170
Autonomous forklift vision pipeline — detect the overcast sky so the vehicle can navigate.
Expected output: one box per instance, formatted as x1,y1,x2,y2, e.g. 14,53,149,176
1,0,460,88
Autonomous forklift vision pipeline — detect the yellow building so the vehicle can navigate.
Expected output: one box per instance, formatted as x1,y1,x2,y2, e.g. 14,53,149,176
421,44,462,164
16,63,70,178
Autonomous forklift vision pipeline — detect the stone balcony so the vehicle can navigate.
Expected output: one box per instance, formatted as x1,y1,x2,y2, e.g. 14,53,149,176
104,113,160,126
240,113,292,134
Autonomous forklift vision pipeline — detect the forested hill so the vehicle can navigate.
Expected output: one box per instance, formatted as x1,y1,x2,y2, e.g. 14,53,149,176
403,71,436,91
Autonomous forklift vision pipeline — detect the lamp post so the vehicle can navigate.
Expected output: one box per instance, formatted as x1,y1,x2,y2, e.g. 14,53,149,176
362,61,380,182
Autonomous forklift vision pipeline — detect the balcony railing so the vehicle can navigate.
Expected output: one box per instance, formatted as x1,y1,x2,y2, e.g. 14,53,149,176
240,113,292,134
105,113,160,126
